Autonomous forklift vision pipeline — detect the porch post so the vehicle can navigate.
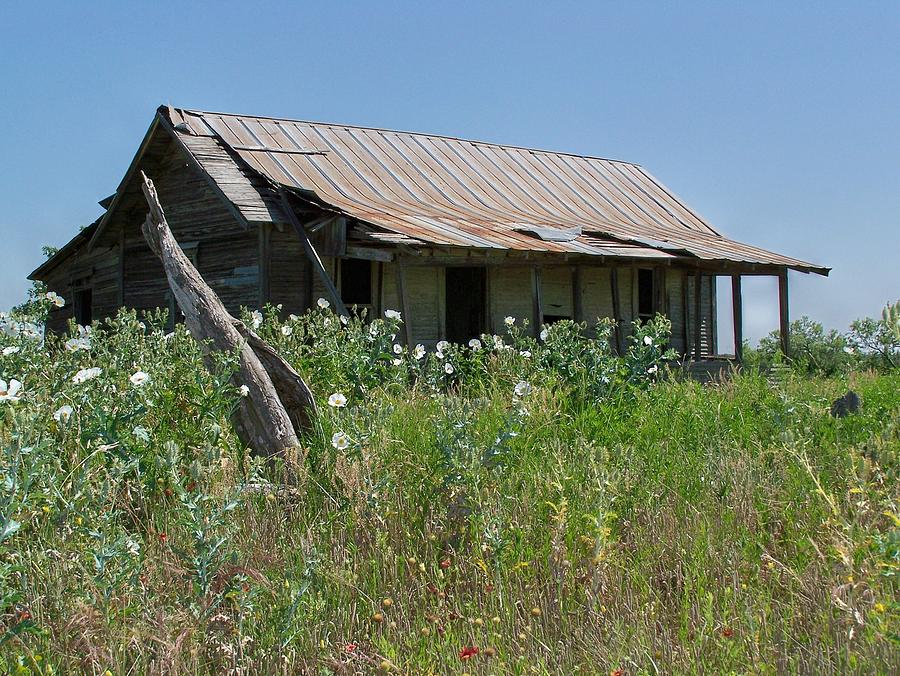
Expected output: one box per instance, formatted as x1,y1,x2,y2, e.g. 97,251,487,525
731,275,743,364
531,266,544,338
610,267,624,354
778,269,790,357
693,271,703,359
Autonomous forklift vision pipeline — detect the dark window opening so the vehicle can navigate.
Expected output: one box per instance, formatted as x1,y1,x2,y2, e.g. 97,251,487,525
445,267,486,344
638,269,655,322
542,314,569,326
340,258,373,306
74,288,92,326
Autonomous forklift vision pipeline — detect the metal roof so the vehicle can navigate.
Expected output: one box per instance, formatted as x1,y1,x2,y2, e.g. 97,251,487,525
76,106,815,276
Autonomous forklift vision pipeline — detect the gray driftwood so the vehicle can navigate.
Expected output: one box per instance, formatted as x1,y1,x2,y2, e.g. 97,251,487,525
139,172,316,479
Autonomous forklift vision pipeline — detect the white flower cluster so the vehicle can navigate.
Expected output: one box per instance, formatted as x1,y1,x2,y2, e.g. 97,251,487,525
72,367,102,384
45,291,65,308
0,378,23,402
129,370,151,387
0,315,42,340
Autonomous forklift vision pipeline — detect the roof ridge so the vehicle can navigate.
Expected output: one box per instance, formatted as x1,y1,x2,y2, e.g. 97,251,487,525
176,106,642,168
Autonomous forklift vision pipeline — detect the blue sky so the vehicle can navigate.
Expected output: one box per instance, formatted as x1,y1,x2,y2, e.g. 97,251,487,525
1,1,898,344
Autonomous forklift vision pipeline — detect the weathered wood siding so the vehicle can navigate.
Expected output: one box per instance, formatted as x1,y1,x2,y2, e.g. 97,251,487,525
683,273,716,357
581,266,614,326
540,267,573,319
41,243,120,334
488,266,532,332
665,269,686,354
121,139,258,319
378,262,442,346
267,225,311,313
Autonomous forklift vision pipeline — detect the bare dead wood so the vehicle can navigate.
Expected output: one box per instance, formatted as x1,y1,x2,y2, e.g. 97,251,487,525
139,172,316,479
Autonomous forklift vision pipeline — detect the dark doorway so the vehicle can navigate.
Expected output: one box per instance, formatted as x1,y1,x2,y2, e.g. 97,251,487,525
340,258,373,306
445,267,486,344
74,288,92,326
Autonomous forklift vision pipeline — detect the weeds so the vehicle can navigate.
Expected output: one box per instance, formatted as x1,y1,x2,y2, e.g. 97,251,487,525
0,294,897,673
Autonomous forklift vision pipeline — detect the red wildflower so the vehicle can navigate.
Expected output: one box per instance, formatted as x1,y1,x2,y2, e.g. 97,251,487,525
163,488,173,498
459,645,479,660
440,558,451,569
484,583,494,593
345,643,357,653
158,532,168,542
186,481,197,492
610,670,625,676
426,583,439,595
722,626,734,638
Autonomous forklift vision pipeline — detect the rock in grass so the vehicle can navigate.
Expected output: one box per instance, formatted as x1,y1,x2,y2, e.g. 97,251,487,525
830,390,861,418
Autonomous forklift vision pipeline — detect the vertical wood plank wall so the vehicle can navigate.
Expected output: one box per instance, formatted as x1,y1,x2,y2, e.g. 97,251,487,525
361,263,716,355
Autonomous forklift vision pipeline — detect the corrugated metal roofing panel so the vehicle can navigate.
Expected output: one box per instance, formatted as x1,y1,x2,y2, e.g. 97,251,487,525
172,107,827,274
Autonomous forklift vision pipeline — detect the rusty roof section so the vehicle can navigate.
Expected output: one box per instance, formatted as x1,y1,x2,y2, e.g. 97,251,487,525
165,106,827,274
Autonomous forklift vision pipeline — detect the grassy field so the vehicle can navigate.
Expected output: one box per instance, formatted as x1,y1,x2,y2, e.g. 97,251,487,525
0,303,898,674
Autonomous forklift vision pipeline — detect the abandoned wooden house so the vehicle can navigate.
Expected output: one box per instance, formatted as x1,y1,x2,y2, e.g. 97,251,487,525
30,106,828,359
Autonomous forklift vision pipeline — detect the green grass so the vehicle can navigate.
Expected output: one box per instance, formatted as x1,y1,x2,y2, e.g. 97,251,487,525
0,309,898,674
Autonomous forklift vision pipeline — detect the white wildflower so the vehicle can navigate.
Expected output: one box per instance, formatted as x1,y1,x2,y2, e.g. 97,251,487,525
129,370,151,387
393,343,403,355
53,405,73,423
391,358,403,366
323,317,332,327
384,309,402,321
328,392,347,408
843,346,855,354
331,431,350,450
2,346,20,356
519,350,532,358
238,385,250,397
0,379,23,402
444,362,454,375
45,291,65,308
468,338,482,351
19,323,41,340
0,320,19,338
281,325,293,336
250,310,263,329
369,323,380,337
436,340,450,353
647,364,658,375
288,314,299,322
125,537,141,557
317,297,331,310
163,332,175,341
413,344,426,360
65,337,91,352
504,316,516,327
340,314,349,325
493,336,504,350
514,381,533,398
540,328,549,341
72,367,102,384
643,335,653,346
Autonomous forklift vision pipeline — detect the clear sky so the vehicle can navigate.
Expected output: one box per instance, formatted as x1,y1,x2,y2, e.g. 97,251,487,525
2,1,897,344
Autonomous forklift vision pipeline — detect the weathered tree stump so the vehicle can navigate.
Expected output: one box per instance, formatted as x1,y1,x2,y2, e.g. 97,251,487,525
140,172,316,481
